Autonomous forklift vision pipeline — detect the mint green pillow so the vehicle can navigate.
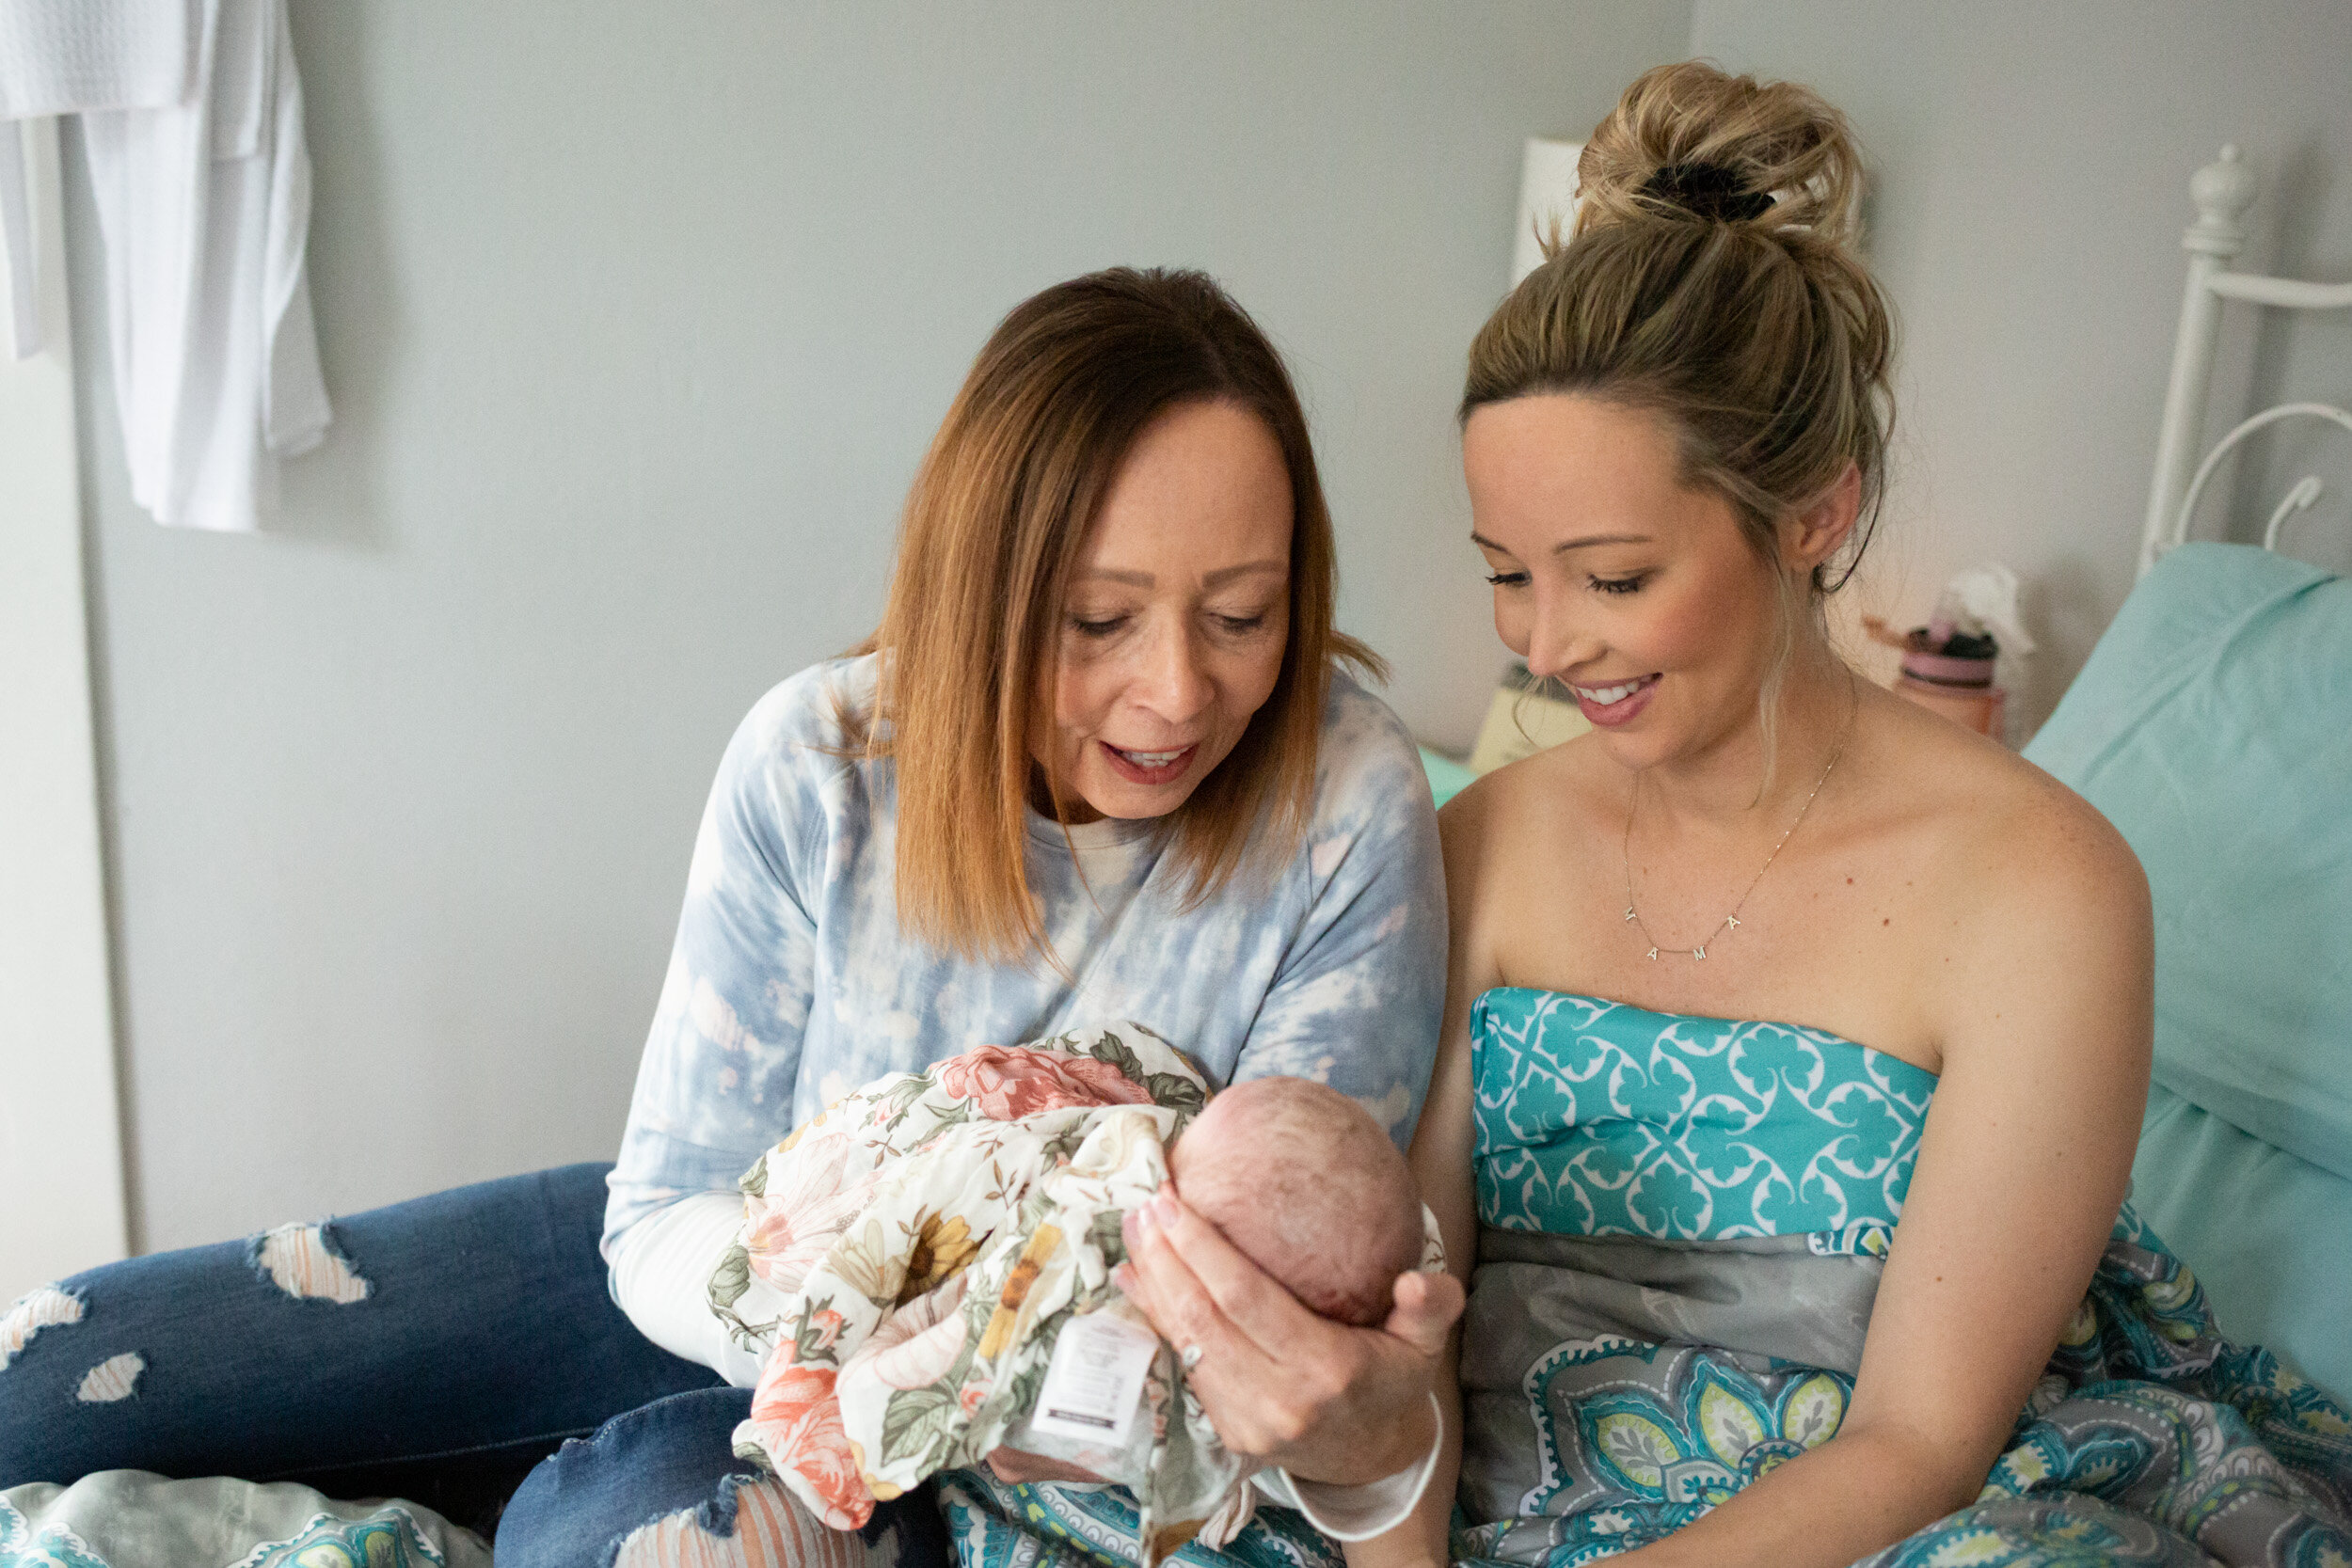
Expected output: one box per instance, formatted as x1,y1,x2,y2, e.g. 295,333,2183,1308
2025,543,2352,1182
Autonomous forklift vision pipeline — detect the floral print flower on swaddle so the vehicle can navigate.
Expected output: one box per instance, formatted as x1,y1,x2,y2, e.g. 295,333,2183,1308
709,1024,1250,1564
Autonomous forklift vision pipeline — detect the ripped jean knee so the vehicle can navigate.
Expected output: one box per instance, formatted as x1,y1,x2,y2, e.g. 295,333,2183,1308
497,1388,951,1568
3,1164,708,1493
0,1215,381,1483
1,1218,373,1431
245,1221,373,1305
0,1286,146,1408
608,1472,886,1568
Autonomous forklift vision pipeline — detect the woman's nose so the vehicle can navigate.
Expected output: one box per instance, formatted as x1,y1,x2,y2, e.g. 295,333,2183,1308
1135,621,1213,724
1522,597,1602,684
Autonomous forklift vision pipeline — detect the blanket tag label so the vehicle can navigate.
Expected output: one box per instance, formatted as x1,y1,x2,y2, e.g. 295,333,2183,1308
1028,1309,1157,1447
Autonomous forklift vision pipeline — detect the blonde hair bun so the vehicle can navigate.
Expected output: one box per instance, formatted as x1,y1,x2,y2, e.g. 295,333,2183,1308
1571,60,1866,251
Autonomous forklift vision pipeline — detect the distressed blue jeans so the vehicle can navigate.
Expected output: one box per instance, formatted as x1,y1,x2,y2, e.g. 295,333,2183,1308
0,1164,948,1566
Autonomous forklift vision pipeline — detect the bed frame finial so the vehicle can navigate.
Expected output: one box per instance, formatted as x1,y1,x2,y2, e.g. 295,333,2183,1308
2185,145,2257,259
2141,145,2352,576
2141,147,2264,575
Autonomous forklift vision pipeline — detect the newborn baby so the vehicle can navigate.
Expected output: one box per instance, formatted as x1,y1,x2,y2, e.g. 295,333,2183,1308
1167,1073,1426,1326
708,1026,1430,1563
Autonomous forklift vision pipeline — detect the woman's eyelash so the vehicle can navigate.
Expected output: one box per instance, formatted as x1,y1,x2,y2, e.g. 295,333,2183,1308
1073,612,1267,637
1484,569,1644,594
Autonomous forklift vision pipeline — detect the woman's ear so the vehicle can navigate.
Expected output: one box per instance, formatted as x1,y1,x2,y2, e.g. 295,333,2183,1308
1777,461,1862,573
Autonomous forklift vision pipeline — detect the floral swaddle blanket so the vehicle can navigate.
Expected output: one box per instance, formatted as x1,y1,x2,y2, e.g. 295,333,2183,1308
708,1025,1254,1563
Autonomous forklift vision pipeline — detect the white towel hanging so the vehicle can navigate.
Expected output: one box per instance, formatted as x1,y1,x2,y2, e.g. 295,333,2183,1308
0,0,199,358
80,0,329,530
2,0,327,527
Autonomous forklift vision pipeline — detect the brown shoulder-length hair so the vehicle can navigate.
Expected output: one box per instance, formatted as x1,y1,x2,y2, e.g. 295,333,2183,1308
849,266,1380,965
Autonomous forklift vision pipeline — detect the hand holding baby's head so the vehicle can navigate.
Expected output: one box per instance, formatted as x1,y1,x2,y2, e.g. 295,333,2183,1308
1166,1076,1424,1327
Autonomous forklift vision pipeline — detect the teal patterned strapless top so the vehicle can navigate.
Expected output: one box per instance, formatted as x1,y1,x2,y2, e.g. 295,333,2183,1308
1470,988,1941,1256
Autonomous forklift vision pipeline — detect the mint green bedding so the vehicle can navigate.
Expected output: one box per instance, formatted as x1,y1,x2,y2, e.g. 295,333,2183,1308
1420,745,1477,809
3,1471,489,1568
2025,541,2352,1402
2129,1083,2352,1400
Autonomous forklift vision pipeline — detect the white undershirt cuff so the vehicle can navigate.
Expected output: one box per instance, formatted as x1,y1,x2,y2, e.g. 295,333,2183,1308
1253,1391,1443,1541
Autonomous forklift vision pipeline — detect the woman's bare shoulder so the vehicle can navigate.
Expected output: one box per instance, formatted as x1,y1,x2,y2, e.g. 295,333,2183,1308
1867,693,2151,973
1440,734,1616,841
1438,739,1616,932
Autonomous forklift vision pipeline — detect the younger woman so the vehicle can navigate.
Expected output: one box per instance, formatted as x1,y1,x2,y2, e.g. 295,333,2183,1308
1371,61,2351,1568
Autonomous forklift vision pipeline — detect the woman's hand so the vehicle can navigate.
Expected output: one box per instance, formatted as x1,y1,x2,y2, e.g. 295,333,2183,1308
1115,1184,1465,1485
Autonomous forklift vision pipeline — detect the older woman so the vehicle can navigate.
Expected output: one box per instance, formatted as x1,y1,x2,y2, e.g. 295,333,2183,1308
574,268,1459,1566
0,271,1460,1568
1348,60,2352,1568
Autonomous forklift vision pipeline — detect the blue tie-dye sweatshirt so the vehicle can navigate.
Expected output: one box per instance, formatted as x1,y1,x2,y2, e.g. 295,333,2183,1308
603,654,1447,1259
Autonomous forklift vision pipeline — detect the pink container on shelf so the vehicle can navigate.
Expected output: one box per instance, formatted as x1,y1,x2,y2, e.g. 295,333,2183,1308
1865,613,2008,738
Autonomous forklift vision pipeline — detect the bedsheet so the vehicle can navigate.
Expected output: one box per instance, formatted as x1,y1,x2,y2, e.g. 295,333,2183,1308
2023,541,2352,1408
1,1470,489,1568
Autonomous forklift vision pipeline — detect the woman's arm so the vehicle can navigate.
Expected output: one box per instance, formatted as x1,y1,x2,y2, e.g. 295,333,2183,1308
605,678,834,1335
1613,797,2155,1568
1214,688,1451,1141
1342,779,1505,1568
1114,696,1465,1497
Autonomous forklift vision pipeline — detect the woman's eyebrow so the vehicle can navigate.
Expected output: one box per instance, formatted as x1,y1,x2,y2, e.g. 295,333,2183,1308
1470,531,1651,554
1076,560,1286,589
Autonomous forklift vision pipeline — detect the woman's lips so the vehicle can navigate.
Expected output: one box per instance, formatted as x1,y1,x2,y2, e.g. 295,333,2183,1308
1569,674,1661,728
1100,741,1198,786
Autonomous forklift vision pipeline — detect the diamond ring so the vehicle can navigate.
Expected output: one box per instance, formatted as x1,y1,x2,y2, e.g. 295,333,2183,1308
1179,1342,1204,1371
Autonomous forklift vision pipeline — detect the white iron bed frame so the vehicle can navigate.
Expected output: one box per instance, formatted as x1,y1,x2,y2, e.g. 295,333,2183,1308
2141,145,2352,574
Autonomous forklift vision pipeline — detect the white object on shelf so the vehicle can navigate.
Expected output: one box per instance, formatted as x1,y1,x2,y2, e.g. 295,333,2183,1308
1512,138,1582,287
1931,563,2035,657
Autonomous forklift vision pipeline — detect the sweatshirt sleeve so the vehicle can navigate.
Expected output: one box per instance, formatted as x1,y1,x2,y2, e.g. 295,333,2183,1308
603,676,837,1260
1229,679,1448,1148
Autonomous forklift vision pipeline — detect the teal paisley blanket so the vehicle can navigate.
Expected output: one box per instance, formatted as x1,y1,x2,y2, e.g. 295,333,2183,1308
1456,989,2352,1568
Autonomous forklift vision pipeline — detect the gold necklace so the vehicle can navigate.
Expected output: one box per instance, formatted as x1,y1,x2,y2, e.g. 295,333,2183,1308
1620,686,1857,961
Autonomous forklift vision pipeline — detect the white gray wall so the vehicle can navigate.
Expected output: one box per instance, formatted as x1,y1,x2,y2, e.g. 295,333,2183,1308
72,1,1695,1250
1692,0,2352,729
75,1,2352,1255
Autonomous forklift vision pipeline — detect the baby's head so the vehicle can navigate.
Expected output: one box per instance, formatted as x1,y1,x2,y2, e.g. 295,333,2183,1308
1167,1076,1423,1327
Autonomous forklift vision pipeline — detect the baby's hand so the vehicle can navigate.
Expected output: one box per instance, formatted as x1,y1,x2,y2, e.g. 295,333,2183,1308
982,1447,1107,1485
